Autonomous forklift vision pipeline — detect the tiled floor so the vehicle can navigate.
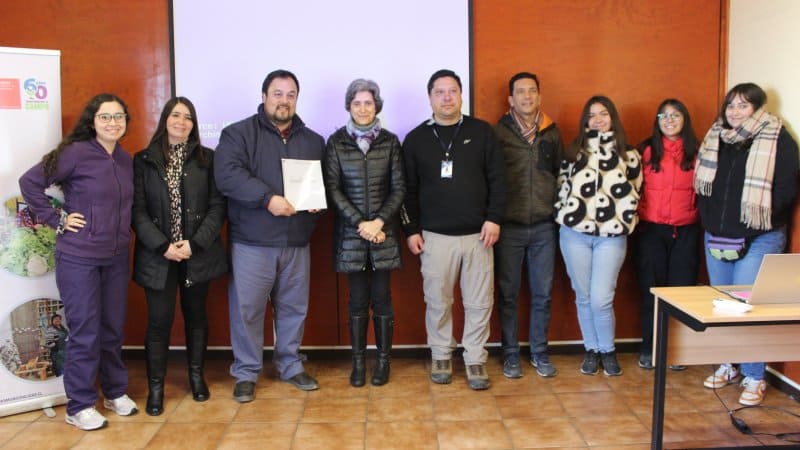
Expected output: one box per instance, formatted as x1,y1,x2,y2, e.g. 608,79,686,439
1,353,799,449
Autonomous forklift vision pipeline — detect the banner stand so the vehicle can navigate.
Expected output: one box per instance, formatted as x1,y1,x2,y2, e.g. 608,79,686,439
0,46,65,418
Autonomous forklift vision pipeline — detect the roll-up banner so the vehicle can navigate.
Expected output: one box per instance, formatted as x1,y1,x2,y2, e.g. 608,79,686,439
0,46,65,417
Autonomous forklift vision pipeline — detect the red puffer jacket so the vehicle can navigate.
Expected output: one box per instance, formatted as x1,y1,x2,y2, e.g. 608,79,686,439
638,137,698,226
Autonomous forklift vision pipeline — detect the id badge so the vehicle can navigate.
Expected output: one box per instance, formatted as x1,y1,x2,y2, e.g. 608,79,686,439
441,160,453,179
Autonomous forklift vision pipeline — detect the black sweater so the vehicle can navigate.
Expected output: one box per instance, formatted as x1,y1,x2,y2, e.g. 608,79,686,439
697,127,798,238
401,115,506,236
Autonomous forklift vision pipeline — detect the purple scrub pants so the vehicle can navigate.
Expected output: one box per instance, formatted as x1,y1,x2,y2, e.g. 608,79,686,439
55,251,130,415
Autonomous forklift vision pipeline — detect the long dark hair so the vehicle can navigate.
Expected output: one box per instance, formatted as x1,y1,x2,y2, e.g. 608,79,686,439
571,95,627,159
640,99,698,172
719,82,767,128
42,93,129,177
148,97,208,167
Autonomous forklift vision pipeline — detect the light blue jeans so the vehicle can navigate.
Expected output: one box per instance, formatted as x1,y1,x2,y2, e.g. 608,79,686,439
559,226,627,353
705,227,787,380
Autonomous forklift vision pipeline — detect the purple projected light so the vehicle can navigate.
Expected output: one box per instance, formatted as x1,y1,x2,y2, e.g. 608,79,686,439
172,0,470,147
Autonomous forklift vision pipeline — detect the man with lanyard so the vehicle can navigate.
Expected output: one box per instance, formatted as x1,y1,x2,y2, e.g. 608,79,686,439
493,72,564,379
214,69,325,402
401,69,506,390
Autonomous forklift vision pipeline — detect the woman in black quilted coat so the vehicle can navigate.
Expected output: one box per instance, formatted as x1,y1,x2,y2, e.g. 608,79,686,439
323,79,405,387
132,97,227,415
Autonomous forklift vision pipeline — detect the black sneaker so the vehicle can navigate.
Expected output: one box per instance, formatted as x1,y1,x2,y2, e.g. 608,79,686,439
638,353,654,370
233,381,255,403
502,354,522,379
283,372,320,391
600,351,622,376
580,350,599,375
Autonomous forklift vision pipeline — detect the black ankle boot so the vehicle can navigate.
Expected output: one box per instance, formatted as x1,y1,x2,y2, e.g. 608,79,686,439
349,314,368,387
145,340,167,416
371,315,393,386
187,328,210,402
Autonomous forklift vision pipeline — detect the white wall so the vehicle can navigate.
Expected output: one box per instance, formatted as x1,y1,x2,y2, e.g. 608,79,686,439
728,0,800,136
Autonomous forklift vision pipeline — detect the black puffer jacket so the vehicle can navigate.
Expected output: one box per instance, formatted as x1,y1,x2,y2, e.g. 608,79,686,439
132,141,227,289
324,127,405,272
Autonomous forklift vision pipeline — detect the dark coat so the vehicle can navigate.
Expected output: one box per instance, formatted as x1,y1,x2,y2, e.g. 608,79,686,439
494,114,563,225
697,127,798,238
213,106,325,247
132,141,227,289
324,127,405,272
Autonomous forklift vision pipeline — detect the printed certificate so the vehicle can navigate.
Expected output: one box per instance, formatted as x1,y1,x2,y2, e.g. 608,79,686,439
281,158,327,211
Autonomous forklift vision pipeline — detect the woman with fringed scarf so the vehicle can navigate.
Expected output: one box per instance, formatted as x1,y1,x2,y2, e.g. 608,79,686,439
696,83,798,406
555,95,642,378
323,79,405,387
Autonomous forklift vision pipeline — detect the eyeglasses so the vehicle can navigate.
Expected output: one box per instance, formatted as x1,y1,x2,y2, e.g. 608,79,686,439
95,113,127,123
657,112,682,121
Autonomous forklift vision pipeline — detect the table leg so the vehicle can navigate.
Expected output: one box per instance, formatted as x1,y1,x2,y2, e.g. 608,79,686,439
651,298,670,450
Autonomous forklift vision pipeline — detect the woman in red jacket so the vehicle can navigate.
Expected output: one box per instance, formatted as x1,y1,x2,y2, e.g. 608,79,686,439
635,99,700,370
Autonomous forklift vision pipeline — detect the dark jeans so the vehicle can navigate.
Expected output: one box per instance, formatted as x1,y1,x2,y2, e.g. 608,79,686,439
635,221,700,354
347,268,392,316
144,261,209,344
494,221,556,356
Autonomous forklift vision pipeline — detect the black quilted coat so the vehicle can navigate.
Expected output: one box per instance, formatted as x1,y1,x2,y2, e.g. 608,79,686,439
132,142,227,289
324,127,405,273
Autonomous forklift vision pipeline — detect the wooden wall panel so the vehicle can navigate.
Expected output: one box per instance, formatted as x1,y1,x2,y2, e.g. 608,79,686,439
473,0,723,341
1,1,173,344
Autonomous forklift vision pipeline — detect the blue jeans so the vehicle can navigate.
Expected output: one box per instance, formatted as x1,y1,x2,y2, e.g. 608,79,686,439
705,228,787,380
494,221,556,356
559,226,627,353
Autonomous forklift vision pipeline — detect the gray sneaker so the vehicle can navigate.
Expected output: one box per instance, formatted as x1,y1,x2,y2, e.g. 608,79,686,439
465,364,490,390
580,350,599,375
430,359,452,384
233,380,256,403
638,353,654,370
530,352,557,377
502,354,522,378
600,351,622,376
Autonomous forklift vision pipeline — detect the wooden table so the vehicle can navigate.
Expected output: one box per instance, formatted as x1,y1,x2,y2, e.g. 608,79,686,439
650,286,800,450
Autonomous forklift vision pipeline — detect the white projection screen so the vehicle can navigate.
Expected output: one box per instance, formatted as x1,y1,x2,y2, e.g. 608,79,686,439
172,0,471,148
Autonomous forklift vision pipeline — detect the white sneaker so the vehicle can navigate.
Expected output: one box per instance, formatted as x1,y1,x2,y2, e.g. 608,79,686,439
65,407,108,431
103,394,139,416
704,363,739,389
739,377,767,406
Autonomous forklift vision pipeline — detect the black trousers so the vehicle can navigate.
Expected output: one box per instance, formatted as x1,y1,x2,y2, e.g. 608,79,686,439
144,262,209,343
635,221,701,353
347,268,392,316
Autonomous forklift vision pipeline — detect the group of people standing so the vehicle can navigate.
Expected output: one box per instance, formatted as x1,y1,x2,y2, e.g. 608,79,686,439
18,67,797,431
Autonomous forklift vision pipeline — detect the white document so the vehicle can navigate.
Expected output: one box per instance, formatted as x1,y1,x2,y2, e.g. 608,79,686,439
281,158,327,211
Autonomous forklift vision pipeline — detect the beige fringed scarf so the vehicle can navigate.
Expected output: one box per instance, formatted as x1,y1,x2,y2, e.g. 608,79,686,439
694,108,781,230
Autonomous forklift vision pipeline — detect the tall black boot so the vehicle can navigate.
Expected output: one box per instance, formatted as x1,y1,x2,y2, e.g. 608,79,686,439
186,328,210,402
145,339,168,416
371,315,393,386
349,314,368,387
